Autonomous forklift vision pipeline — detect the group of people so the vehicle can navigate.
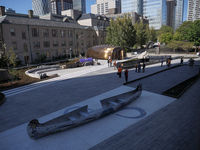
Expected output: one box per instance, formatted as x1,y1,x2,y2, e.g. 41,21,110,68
135,62,146,73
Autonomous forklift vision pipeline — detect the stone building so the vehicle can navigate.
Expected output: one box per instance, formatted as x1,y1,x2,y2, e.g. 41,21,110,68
0,6,107,65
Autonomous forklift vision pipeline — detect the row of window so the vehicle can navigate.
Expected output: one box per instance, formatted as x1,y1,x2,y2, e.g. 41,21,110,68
10,28,74,38
33,41,74,48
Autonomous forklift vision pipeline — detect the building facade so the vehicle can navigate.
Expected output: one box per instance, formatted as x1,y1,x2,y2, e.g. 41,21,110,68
0,6,106,65
166,0,177,29
174,0,184,30
122,0,142,15
51,0,73,15
73,0,86,14
91,0,121,15
187,0,200,21
32,0,50,16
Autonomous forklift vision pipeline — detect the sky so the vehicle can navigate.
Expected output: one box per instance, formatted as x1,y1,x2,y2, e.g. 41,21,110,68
0,0,187,21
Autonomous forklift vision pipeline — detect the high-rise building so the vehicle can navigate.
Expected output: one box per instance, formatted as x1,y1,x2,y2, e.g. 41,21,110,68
122,0,142,15
187,0,200,21
91,0,121,15
143,0,168,30
73,0,86,14
174,0,184,30
51,0,73,15
32,0,50,16
166,0,177,29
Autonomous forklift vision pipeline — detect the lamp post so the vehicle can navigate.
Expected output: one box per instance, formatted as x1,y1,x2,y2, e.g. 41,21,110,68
69,48,72,59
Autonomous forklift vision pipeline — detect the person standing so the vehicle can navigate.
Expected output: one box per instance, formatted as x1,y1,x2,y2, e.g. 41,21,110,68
142,63,146,72
135,63,138,72
161,57,163,67
107,59,109,66
138,63,141,73
118,66,122,78
110,59,112,67
124,68,129,82
114,61,116,70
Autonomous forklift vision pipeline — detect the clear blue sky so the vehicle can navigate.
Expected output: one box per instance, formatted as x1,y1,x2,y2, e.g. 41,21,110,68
0,0,187,21
0,0,96,14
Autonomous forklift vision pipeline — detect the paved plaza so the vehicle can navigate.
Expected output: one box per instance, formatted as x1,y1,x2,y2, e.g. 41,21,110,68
0,57,200,149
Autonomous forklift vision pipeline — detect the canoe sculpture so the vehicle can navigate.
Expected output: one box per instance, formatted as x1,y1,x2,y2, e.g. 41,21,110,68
27,84,142,140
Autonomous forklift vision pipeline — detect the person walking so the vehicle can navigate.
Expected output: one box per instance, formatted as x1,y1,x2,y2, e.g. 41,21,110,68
180,57,183,65
142,63,146,72
135,63,138,72
107,59,110,66
110,59,112,67
117,66,122,78
167,59,171,67
138,63,141,73
124,68,129,82
114,61,116,70
161,57,163,67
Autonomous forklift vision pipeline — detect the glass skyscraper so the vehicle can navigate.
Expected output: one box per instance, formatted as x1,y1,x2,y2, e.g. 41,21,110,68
122,0,143,15
51,0,73,15
73,0,86,14
32,0,50,16
143,0,168,30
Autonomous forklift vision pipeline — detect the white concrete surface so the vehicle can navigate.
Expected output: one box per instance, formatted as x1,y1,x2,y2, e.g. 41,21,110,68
0,86,176,150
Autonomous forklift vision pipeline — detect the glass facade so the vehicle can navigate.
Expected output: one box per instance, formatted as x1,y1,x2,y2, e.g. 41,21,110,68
73,0,86,14
122,0,140,14
174,0,184,30
32,0,50,16
51,0,73,15
143,0,167,30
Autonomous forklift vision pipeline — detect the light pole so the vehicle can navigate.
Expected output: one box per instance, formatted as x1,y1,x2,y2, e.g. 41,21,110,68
69,48,72,59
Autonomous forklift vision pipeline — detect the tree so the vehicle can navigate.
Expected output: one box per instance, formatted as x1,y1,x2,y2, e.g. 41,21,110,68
187,20,200,52
159,32,173,44
134,21,147,48
167,41,193,53
5,47,17,67
146,26,157,42
106,13,136,50
174,21,193,41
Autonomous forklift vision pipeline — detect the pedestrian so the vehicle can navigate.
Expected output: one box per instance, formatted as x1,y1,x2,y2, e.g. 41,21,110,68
107,59,109,66
180,57,183,65
167,59,171,67
117,66,122,78
110,59,112,67
161,57,163,67
138,63,141,73
124,68,128,82
114,61,116,70
135,63,138,72
142,63,146,72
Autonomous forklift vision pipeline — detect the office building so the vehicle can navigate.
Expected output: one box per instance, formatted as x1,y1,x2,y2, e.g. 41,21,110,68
166,0,177,29
174,0,184,30
122,0,142,15
73,0,86,14
32,0,50,16
91,0,121,15
51,0,73,15
187,0,200,21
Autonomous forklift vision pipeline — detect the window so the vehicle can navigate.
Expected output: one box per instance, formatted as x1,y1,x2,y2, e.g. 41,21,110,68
81,40,84,46
22,32,26,39
60,30,66,37
68,30,73,37
68,41,73,46
52,29,58,37
23,43,28,52
43,41,50,48
42,29,49,37
61,41,66,47
10,28,15,36
53,41,58,47
33,41,40,48
32,28,39,37
46,52,50,58
12,41,17,49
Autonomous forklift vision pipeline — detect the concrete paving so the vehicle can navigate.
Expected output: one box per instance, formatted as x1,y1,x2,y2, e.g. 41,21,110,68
0,57,200,150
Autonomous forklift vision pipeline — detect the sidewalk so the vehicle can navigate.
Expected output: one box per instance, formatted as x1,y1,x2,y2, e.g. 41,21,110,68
0,57,200,150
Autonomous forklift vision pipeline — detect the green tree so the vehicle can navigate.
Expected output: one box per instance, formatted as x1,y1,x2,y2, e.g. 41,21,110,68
146,26,157,42
167,41,193,52
187,20,200,51
134,21,147,48
174,21,193,41
159,32,173,44
5,47,17,67
106,13,136,49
